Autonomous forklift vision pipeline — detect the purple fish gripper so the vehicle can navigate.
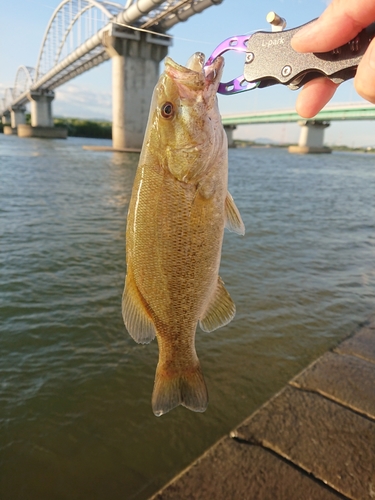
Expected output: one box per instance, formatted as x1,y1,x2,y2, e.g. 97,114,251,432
204,34,260,95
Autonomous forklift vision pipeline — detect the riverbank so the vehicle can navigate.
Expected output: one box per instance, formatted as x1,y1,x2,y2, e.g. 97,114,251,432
234,139,375,153
54,117,112,138
151,316,375,500
1,121,374,152
0,117,112,139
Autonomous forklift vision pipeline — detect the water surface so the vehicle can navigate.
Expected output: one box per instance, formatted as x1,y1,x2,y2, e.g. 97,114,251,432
1,134,374,499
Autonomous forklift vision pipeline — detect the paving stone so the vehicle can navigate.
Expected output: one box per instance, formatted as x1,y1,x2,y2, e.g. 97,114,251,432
233,386,375,500
150,436,342,500
335,325,375,364
290,351,375,419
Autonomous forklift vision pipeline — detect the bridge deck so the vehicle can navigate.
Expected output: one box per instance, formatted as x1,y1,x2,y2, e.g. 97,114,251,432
150,316,375,500
222,104,375,125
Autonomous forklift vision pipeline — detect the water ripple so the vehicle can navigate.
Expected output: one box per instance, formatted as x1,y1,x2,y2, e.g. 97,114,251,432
0,136,374,499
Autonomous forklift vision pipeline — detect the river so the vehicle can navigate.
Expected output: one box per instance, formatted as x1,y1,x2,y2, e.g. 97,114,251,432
1,134,374,499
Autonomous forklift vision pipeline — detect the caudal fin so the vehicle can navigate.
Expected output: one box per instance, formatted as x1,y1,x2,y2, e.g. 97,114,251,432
151,363,208,417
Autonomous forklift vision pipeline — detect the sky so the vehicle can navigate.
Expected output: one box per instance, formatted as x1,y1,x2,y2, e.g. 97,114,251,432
0,0,374,147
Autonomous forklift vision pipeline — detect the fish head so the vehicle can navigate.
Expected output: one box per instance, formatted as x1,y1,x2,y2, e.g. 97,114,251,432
146,52,226,183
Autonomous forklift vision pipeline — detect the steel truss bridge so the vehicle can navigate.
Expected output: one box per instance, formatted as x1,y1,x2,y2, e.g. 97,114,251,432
1,0,221,115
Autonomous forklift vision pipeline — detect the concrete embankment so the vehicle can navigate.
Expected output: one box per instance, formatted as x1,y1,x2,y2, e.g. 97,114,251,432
151,317,375,500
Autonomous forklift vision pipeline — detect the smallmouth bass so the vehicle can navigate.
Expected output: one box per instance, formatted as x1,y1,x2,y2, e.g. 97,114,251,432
122,52,245,416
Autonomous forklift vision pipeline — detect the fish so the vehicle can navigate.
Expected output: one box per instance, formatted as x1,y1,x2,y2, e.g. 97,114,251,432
122,52,245,417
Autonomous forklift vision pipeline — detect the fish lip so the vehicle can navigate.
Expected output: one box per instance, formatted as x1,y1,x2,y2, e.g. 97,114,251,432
165,57,205,88
165,56,191,74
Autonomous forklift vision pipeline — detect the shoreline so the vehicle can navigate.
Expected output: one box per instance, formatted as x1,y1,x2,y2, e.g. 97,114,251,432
151,316,375,500
1,121,374,153
233,140,375,154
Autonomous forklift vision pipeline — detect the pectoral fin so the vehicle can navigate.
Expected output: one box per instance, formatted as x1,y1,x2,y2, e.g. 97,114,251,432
225,192,245,235
199,277,236,332
122,268,156,344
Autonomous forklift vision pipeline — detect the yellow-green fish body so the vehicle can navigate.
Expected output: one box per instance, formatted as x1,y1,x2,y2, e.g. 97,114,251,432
122,53,244,416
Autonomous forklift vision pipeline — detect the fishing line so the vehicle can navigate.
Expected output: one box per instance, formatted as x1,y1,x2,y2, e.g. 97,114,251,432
116,22,264,47
115,22,216,45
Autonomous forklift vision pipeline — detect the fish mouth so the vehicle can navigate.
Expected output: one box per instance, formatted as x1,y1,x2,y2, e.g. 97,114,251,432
203,56,225,85
165,53,224,90
165,57,205,89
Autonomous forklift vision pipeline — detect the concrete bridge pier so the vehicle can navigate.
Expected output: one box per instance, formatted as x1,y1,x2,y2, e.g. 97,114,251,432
224,124,237,148
104,25,170,151
1,110,10,125
3,106,26,135
29,90,54,127
17,90,67,138
11,106,26,127
289,120,331,154
2,111,11,125
2,110,16,135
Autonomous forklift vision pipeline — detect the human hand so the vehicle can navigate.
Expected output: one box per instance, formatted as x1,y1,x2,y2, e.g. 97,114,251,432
291,0,375,117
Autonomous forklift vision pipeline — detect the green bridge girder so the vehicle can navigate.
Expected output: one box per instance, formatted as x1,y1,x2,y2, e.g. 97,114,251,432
222,104,375,126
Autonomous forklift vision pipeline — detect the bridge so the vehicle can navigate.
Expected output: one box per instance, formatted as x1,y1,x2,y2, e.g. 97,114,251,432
222,103,375,153
0,0,222,149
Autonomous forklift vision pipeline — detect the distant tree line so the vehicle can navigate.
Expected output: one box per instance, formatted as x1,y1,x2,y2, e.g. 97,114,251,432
54,117,112,139
0,114,112,139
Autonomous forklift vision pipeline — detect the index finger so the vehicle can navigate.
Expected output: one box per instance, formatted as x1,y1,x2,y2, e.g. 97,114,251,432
291,0,375,53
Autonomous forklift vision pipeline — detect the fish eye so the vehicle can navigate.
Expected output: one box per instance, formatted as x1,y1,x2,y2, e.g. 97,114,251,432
161,102,174,119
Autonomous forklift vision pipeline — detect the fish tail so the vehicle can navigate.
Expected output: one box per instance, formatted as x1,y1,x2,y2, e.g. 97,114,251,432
152,362,208,417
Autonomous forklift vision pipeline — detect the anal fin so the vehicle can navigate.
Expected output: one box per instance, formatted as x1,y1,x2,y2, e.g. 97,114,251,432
225,192,245,235
199,277,236,332
122,267,156,344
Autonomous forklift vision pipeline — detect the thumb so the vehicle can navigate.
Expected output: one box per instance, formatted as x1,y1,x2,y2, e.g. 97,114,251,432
355,37,375,104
